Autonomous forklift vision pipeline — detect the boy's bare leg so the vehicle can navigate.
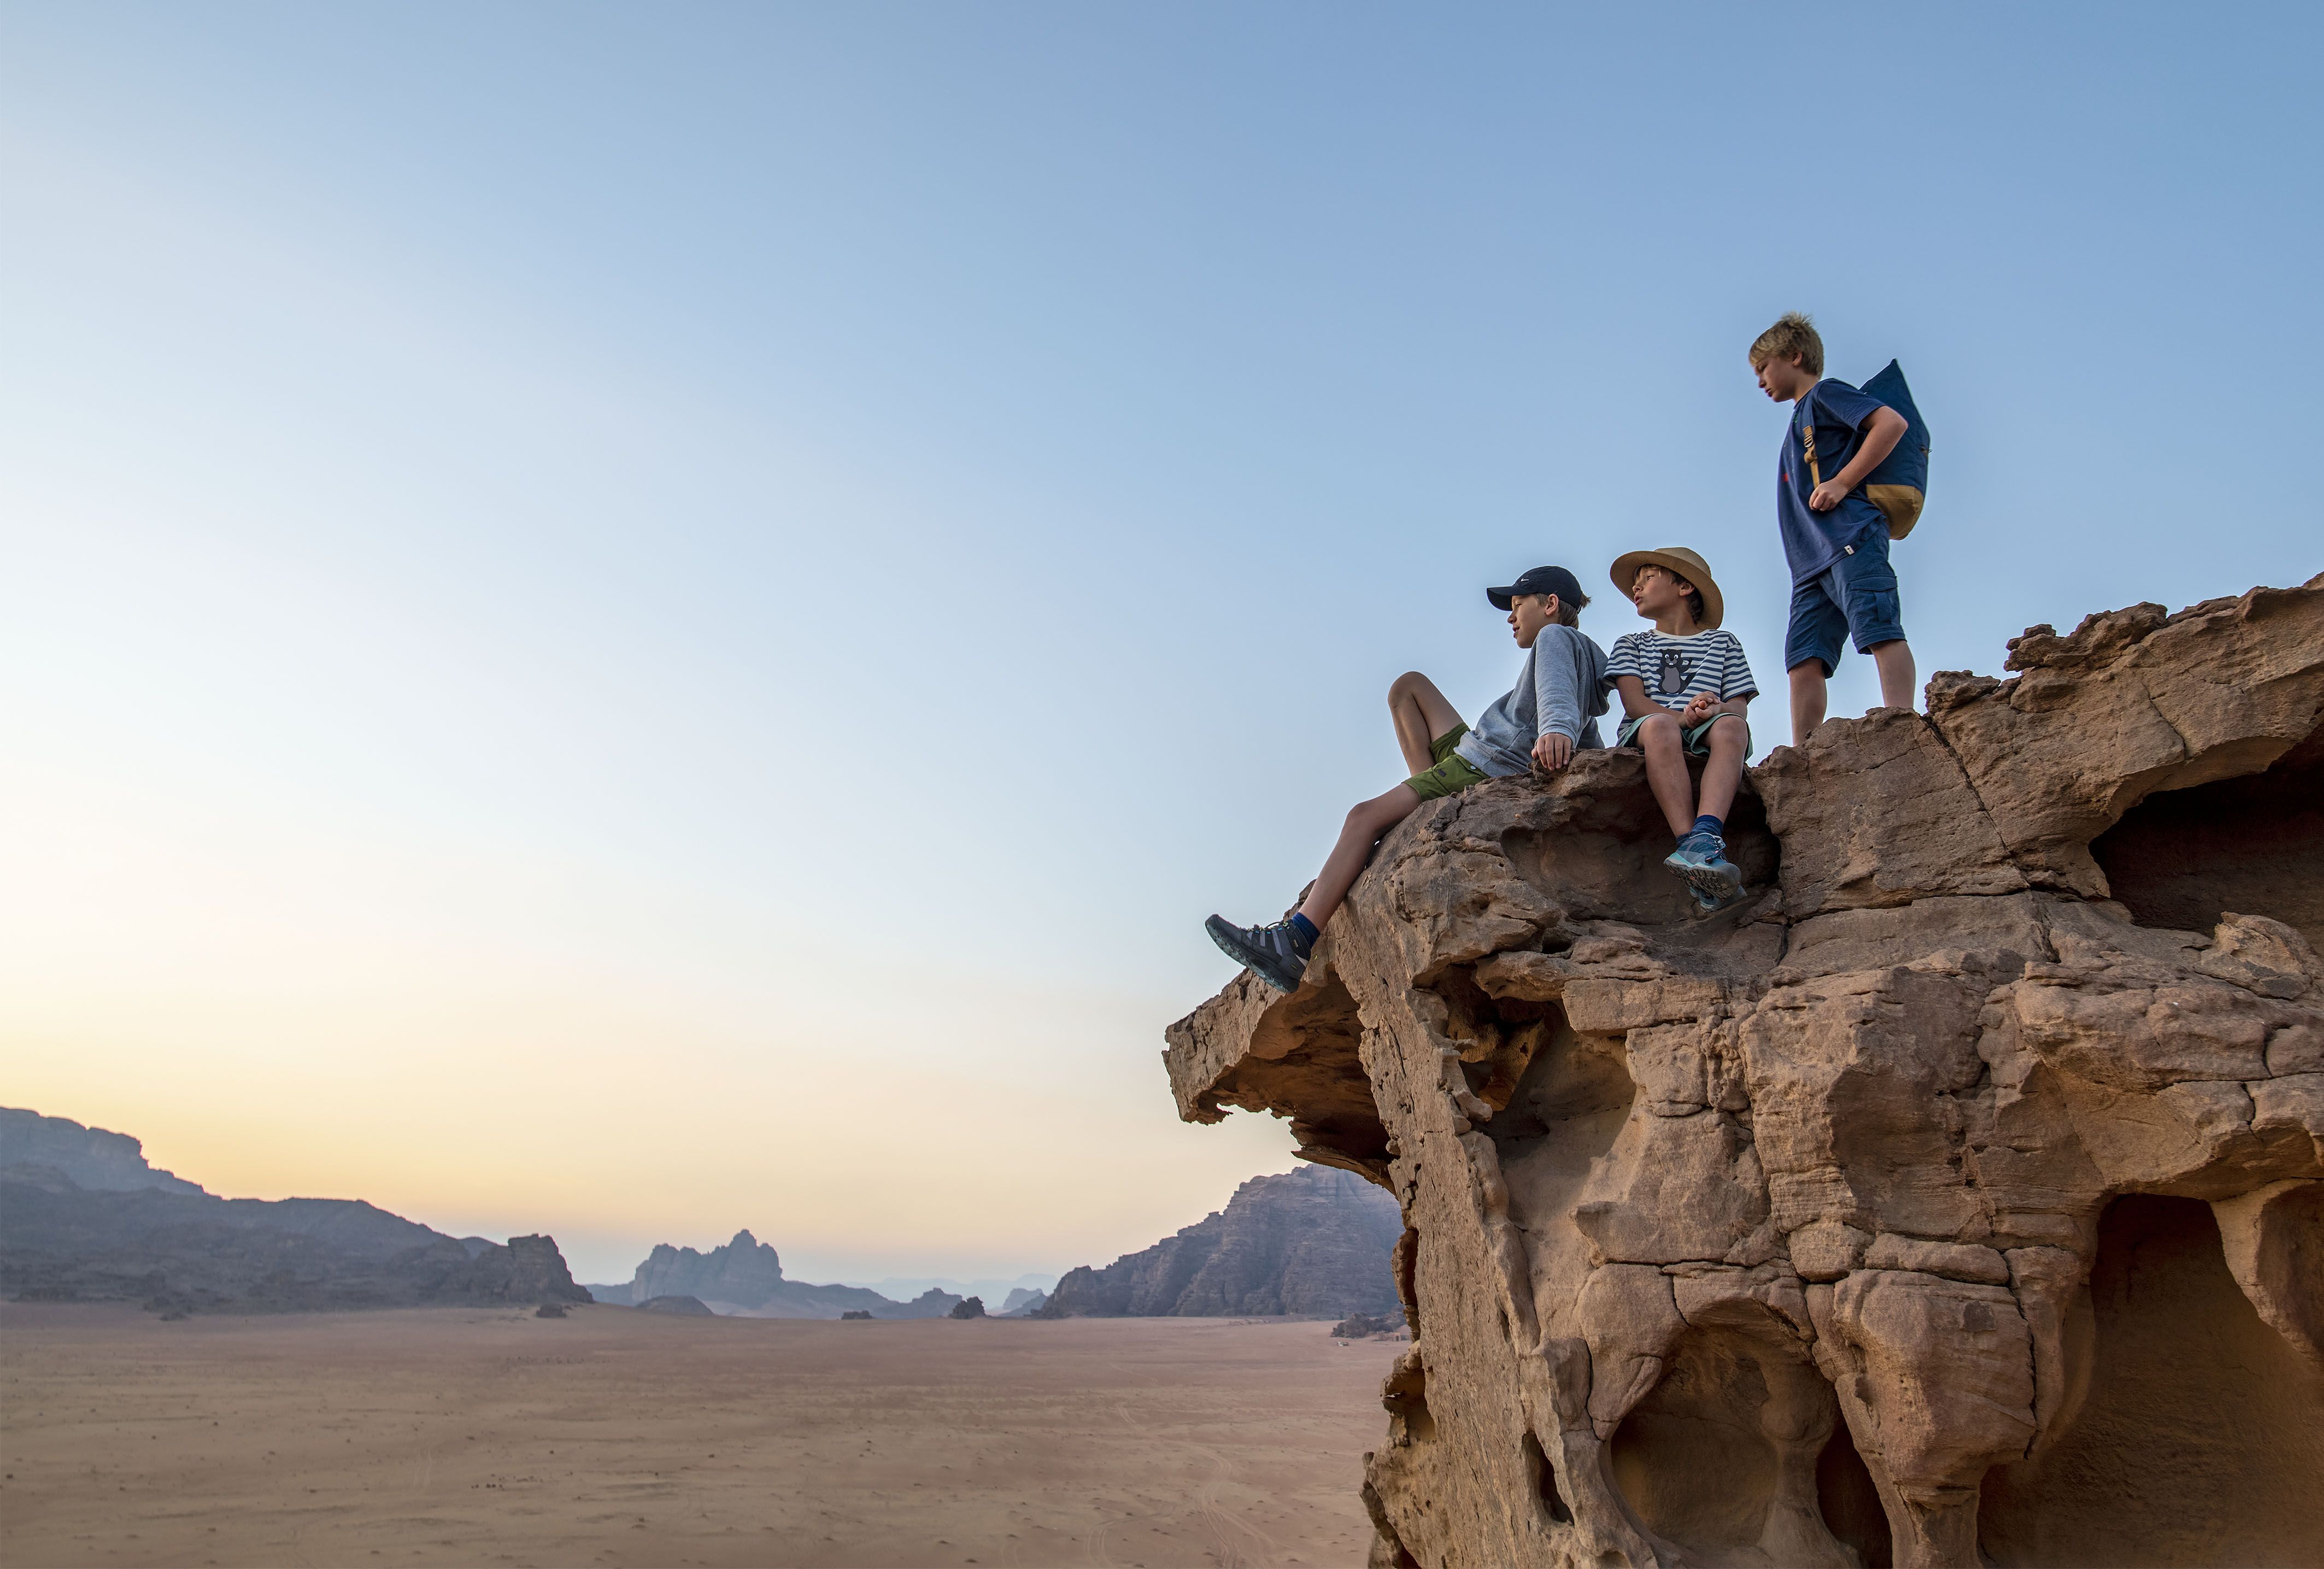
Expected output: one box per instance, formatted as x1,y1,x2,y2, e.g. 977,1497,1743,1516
1870,639,1917,713
1296,784,1425,932
1388,672,1464,776
1697,715,1748,822
1788,662,1828,747
1633,712,1698,838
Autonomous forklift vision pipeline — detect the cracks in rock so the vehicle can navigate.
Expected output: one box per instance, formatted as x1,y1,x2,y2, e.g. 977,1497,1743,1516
1920,706,2020,849
1392,1226,1421,1342
1519,1430,1574,1525
2008,1278,2043,1464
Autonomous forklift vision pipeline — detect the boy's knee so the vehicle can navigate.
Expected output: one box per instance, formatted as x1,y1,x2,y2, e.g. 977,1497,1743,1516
1388,670,1429,702
1637,711,1680,744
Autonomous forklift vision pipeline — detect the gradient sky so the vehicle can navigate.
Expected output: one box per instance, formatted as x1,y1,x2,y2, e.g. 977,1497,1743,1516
4,4,2319,1285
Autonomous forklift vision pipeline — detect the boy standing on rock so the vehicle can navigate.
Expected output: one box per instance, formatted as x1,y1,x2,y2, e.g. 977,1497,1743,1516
1205,566,1609,994
1750,312,1916,744
1604,547,1757,911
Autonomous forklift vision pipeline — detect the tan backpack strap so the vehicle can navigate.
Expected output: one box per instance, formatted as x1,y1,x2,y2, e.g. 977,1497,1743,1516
1800,404,1821,488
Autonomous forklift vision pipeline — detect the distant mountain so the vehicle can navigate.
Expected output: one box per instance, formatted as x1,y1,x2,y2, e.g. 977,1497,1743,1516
585,1230,962,1319
999,1286,1049,1316
1,1108,590,1315
0,1107,206,1195
637,1294,714,1316
841,1272,1059,1303
1039,1164,1402,1318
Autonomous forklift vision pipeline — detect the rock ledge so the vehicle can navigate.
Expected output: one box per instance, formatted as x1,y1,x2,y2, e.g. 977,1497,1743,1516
1165,578,2324,1569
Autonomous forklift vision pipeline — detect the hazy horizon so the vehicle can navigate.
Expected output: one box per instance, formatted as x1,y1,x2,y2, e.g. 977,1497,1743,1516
5,4,2319,1286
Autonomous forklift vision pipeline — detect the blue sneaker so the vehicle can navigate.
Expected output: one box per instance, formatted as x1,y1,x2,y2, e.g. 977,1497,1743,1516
1688,879,1746,914
1665,831,1743,908
1205,914,1312,994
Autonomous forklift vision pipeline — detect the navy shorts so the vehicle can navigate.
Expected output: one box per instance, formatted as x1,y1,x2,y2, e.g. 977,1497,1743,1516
1785,528,1906,677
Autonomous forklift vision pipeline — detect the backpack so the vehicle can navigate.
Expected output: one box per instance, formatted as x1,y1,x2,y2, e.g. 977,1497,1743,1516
1800,360,1930,540
1859,361,1929,539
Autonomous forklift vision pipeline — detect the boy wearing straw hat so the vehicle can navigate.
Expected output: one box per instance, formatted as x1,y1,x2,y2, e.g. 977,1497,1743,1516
1605,546,1758,911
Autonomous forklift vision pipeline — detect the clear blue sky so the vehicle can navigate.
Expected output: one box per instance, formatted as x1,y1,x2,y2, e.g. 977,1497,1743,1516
4,3,2318,1283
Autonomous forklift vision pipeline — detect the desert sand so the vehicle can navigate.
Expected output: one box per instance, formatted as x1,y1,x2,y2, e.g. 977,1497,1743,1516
0,1302,1404,1568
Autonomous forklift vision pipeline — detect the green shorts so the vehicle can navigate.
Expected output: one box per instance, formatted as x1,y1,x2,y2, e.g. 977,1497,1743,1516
1406,723,1490,802
1615,710,1751,757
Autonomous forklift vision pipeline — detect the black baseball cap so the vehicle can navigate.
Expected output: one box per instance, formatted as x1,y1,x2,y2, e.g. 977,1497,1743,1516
1486,565,1584,612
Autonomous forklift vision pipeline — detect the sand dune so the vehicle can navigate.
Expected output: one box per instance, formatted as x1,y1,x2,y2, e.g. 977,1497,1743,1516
0,1302,1403,1567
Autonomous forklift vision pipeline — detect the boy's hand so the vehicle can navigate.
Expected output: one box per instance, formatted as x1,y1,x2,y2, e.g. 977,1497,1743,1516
1531,731,1574,772
1812,410,1906,512
1682,692,1718,724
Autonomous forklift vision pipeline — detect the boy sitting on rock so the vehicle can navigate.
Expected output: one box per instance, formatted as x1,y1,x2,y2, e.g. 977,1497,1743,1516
1604,547,1758,910
1205,565,1609,993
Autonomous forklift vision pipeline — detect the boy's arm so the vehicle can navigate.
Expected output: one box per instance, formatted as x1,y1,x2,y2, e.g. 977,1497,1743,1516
1528,626,1587,771
1612,674,1659,721
1809,406,1909,512
1682,641,1757,724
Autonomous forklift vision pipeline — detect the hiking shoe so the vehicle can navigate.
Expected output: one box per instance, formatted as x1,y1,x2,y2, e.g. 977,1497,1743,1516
1665,832,1744,907
1687,879,1745,915
1205,914,1311,994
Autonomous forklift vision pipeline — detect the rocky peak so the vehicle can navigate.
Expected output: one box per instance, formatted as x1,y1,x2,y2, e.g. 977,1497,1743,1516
0,1108,207,1196
627,1229,788,1307
1041,1162,1402,1319
1166,578,2324,1569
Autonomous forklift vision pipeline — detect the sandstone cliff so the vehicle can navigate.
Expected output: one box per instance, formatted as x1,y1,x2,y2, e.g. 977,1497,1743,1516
1165,580,2324,1569
1040,1163,1402,1318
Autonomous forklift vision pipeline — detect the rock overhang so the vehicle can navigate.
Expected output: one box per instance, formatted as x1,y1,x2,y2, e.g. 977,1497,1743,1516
1163,575,2324,1569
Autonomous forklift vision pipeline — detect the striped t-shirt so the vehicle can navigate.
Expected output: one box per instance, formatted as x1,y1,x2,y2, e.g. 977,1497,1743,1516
1604,628,1758,714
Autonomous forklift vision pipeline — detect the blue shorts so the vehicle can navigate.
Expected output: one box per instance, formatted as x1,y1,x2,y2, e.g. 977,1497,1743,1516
1785,528,1906,677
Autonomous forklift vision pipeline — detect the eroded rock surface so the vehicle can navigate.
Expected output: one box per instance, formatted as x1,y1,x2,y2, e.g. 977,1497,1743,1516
1164,579,2324,1569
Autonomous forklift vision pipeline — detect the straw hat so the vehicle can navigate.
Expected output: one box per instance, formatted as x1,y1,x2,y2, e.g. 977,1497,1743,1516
1610,546,1726,631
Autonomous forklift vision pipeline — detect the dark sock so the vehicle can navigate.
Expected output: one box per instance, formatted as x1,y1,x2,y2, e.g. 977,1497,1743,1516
1692,814,1724,841
1288,912,1319,951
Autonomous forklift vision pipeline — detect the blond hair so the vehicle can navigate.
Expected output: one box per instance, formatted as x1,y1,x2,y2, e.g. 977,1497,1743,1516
1528,589,1589,627
1750,312,1823,376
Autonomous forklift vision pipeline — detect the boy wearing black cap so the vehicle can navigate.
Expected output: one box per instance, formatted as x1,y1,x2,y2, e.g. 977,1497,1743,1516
1205,566,1609,994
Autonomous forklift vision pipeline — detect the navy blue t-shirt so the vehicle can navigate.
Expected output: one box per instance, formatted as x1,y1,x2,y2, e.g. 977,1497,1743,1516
1777,378,1893,583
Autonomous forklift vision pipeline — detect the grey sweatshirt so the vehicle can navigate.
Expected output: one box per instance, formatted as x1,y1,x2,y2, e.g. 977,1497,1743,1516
1453,623,1610,777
